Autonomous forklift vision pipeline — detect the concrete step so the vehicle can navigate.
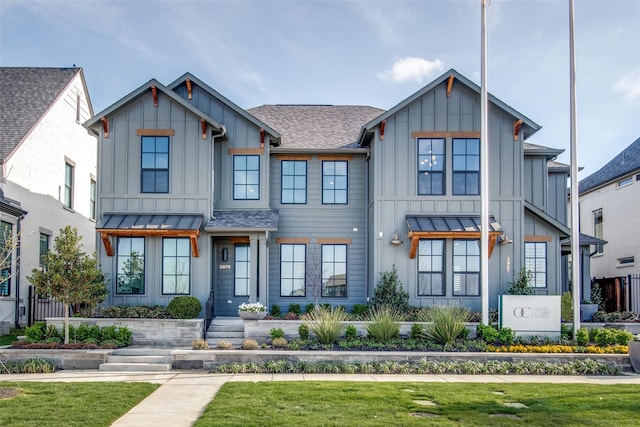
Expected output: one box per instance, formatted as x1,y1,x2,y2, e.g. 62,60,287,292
208,324,245,333
99,362,172,372
206,331,245,339
111,347,174,356
106,355,172,364
206,338,245,347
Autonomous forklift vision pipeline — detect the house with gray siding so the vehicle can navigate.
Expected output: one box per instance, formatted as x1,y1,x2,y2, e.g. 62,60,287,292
86,69,580,317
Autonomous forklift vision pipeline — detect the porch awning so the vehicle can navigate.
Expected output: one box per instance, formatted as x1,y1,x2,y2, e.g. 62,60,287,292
205,209,279,233
96,214,203,257
405,215,503,259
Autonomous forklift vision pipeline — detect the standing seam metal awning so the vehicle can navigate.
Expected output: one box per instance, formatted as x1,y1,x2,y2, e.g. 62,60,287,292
406,215,503,259
96,214,203,257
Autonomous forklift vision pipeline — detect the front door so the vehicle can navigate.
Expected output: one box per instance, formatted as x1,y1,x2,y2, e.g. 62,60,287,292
213,239,251,316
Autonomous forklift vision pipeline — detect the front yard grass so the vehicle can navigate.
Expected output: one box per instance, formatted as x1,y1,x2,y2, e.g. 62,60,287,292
0,329,23,346
0,382,158,426
197,381,640,427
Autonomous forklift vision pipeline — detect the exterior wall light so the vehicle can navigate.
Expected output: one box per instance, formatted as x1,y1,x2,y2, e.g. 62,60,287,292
390,231,403,246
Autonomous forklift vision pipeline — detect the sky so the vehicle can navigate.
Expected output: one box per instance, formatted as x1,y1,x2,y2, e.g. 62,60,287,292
1,0,639,179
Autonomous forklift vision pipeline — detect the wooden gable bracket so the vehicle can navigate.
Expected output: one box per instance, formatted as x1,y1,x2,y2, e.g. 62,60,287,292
151,84,158,107
514,119,524,141
407,231,500,259
380,120,386,141
201,118,207,140
190,234,200,258
101,117,109,138
447,74,455,97
186,78,192,100
100,232,114,256
260,128,265,148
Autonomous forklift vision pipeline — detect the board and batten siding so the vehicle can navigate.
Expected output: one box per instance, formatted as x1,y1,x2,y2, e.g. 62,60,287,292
268,154,368,310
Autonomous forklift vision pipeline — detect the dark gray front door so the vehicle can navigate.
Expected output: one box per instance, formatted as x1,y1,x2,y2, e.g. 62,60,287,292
214,239,250,316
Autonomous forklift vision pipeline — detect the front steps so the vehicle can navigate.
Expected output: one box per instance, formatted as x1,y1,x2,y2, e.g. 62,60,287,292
99,347,173,372
206,317,245,347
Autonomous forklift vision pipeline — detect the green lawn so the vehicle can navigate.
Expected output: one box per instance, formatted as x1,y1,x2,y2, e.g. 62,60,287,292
0,329,23,346
0,382,158,427
196,381,640,427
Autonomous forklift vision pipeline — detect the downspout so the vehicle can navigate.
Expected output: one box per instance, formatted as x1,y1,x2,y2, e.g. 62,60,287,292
364,148,370,302
210,126,227,217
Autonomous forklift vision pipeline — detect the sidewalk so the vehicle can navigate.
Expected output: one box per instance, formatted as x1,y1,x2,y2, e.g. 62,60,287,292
3,370,640,427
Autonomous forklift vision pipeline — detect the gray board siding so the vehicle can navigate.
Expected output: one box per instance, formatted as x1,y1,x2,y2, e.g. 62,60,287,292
524,156,547,211
268,154,367,310
547,171,569,224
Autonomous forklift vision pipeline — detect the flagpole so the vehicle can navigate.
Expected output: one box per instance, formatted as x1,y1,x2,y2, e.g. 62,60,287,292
480,0,490,325
569,0,581,336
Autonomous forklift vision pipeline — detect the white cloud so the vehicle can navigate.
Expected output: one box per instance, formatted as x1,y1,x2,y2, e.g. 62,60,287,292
377,58,445,84
614,69,640,101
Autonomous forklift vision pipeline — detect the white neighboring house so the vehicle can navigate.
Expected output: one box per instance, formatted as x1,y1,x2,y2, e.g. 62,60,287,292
0,67,97,328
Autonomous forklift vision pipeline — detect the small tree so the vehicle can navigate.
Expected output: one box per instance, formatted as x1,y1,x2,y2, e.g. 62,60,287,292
506,268,534,295
372,266,410,312
27,226,108,343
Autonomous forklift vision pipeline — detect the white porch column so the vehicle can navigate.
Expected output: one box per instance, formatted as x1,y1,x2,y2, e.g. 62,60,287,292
249,235,259,302
258,236,268,307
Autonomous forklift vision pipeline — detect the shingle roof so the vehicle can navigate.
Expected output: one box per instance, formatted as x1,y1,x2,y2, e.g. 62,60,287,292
248,105,384,150
0,67,79,160
205,210,279,232
579,137,640,194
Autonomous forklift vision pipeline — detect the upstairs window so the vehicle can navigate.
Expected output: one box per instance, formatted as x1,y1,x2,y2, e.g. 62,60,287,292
321,244,347,297
281,160,307,204
64,162,74,208
452,138,480,195
593,209,604,254
418,138,445,195
141,136,169,193
234,155,260,200
116,237,145,294
322,161,348,204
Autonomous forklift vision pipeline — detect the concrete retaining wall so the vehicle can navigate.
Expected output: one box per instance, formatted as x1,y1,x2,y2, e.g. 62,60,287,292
0,349,111,370
45,318,203,346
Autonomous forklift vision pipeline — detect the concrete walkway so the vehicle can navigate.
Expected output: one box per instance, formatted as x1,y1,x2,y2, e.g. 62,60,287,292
3,370,640,427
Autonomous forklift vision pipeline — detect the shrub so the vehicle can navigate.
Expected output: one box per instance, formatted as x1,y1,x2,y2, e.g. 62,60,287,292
345,325,358,340
192,339,209,350
283,312,299,320
298,324,310,341
366,305,402,343
592,328,633,346
576,327,589,346
270,304,282,317
561,291,573,322
288,303,301,315
420,306,470,348
272,337,288,348
352,304,369,318
270,328,285,340
372,266,409,312
216,340,233,350
497,327,515,345
305,303,316,314
25,322,47,342
241,338,259,350
506,268,534,295
477,324,499,343
72,324,100,342
410,323,424,339
97,305,173,318
303,306,348,345
167,296,202,319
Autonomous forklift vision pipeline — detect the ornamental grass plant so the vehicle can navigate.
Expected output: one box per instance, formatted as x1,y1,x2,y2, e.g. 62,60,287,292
419,305,470,349
365,305,403,343
303,306,348,345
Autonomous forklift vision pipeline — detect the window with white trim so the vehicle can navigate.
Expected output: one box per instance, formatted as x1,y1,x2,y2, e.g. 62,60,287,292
593,209,604,254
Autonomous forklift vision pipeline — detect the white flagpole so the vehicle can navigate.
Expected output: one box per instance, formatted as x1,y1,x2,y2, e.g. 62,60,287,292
480,0,490,325
569,0,581,336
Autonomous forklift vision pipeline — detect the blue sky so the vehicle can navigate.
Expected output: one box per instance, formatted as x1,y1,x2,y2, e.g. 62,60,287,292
1,0,638,178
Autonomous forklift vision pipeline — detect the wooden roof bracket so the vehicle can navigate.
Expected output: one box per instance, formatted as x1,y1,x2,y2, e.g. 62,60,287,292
186,78,192,100
100,230,200,258
190,234,200,258
201,118,207,140
407,231,500,259
151,84,158,107
101,117,109,138
514,119,523,141
447,74,455,97
100,232,114,256
260,128,265,148
380,120,386,141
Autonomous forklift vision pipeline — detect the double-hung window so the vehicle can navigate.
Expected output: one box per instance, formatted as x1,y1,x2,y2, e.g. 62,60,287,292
234,155,260,200
281,160,307,204
64,162,74,208
280,244,306,297
141,136,169,193
0,221,12,296
234,244,250,296
418,138,445,195
418,239,445,296
452,138,480,195
321,244,347,297
162,238,190,295
39,233,50,269
593,209,604,254
525,242,547,288
116,237,145,294
322,161,348,204
453,239,480,296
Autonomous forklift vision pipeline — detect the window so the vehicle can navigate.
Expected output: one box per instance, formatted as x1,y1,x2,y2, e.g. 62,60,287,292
39,233,50,268
593,209,604,254
418,239,445,296
162,238,190,294
525,242,547,287
0,221,12,296
233,155,260,200
141,136,169,193
280,244,306,297
322,244,347,297
322,161,348,204
618,256,635,266
116,237,145,294
89,178,96,220
281,160,307,204
618,177,633,188
452,138,480,195
234,244,250,296
418,138,445,195
453,239,480,296
64,162,74,208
